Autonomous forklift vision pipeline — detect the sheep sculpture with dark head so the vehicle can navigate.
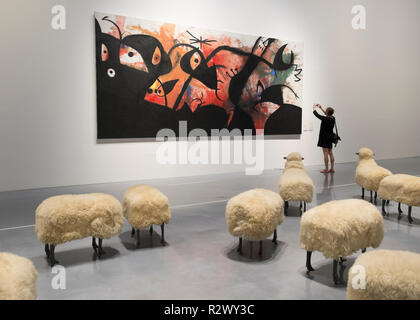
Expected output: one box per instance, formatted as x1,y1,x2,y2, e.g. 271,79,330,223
279,152,314,215
355,148,392,203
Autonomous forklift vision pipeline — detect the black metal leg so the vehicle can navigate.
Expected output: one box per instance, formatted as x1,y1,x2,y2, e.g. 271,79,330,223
303,202,306,212
300,201,303,209
131,227,135,237
398,205,403,220
408,206,413,224
272,229,277,243
374,192,377,204
370,190,373,203
306,251,314,272
339,257,347,264
98,238,105,257
382,199,387,216
49,245,58,267
161,223,165,245
149,225,153,235
362,248,366,253
398,202,403,214
386,200,390,205
250,241,253,256
284,201,288,216
362,188,365,199
135,229,140,248
237,237,243,254
92,237,98,253
45,244,50,258
333,259,339,284
259,240,263,256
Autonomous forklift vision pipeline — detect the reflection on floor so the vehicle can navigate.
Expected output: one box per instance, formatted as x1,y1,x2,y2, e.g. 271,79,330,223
0,156,419,299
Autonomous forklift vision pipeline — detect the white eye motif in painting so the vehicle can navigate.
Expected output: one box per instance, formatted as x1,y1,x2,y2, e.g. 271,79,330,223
119,45,148,72
107,68,115,78
190,51,201,70
101,44,109,61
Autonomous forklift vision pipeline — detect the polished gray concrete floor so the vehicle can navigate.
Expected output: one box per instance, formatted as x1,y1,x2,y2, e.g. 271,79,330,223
0,157,419,299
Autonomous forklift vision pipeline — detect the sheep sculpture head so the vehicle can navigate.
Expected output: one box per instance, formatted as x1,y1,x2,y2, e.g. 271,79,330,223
356,148,374,161
284,152,304,162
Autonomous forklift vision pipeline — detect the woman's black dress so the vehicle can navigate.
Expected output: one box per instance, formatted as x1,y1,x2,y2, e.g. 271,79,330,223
313,110,335,149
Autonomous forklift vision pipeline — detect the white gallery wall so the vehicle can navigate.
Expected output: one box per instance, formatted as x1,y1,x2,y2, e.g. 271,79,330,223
0,0,419,192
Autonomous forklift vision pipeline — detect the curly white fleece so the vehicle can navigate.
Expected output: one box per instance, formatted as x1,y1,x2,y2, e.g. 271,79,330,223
279,152,314,203
347,250,420,300
0,252,38,300
226,188,284,241
35,193,124,245
300,199,384,259
355,148,392,191
123,185,171,229
378,174,420,207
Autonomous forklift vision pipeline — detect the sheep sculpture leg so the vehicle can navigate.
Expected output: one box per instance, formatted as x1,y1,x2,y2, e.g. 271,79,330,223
303,202,307,212
160,223,165,245
92,237,105,257
382,199,387,216
98,238,105,257
46,244,58,267
408,206,413,224
362,248,366,253
370,191,373,203
259,240,263,257
131,227,135,238
45,243,50,259
92,237,98,252
135,229,140,248
284,201,288,216
398,202,403,214
362,188,365,199
272,229,277,243
149,225,153,235
306,251,314,272
374,192,378,204
237,237,243,254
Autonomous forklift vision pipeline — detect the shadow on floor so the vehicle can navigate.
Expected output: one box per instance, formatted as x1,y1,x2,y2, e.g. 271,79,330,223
32,246,120,268
119,230,168,250
225,239,287,263
384,212,418,227
301,257,356,288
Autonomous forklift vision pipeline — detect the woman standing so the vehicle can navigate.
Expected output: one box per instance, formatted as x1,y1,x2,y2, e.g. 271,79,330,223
313,103,336,173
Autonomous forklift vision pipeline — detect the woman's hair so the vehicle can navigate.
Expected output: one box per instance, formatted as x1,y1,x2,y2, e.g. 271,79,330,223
326,107,335,116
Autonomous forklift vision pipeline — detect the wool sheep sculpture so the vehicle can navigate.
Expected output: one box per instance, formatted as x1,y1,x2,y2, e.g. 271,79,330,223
347,250,420,299
35,193,124,266
279,152,314,215
355,147,392,203
123,185,171,248
300,199,384,284
226,188,284,257
378,174,420,224
0,252,38,300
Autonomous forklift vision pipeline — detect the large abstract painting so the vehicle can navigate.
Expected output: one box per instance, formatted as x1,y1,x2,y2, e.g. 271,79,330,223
95,12,303,139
